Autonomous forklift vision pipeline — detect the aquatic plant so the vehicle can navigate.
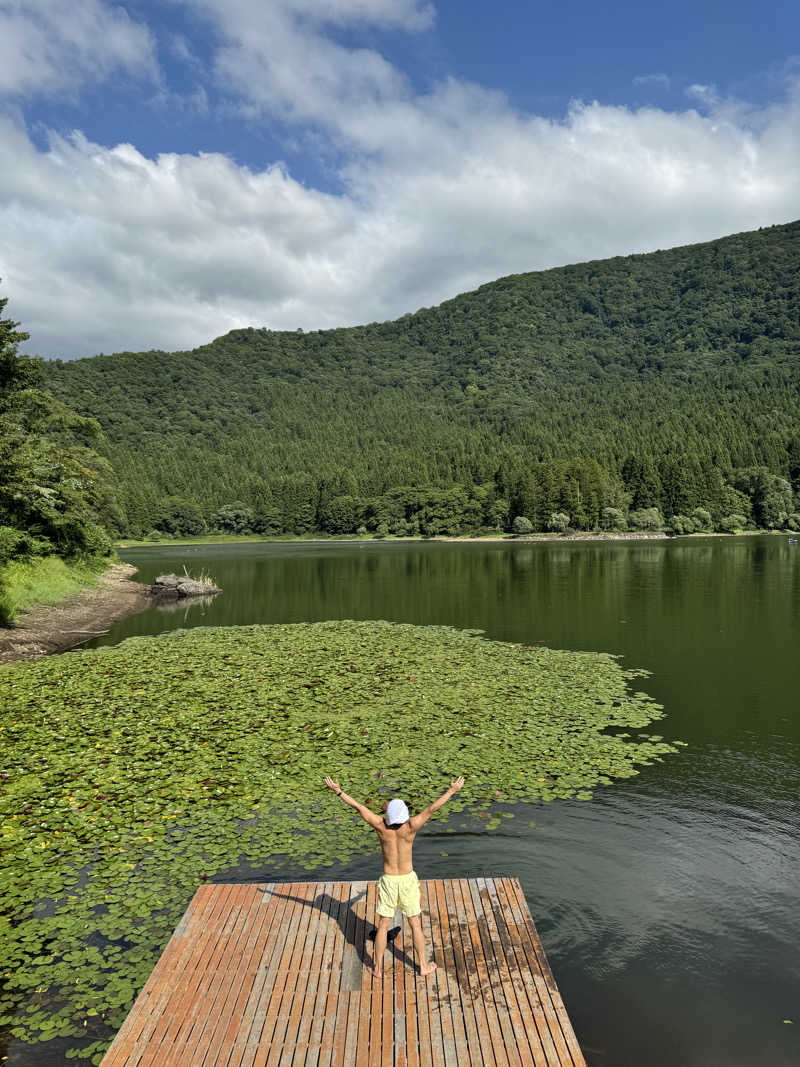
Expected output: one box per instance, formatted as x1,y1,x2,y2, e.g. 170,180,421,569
0,621,679,1061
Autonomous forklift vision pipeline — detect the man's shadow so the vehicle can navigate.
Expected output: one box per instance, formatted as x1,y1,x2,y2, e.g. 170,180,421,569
268,887,414,971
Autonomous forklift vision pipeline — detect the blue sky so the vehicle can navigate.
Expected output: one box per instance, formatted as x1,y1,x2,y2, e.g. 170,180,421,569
1,0,799,357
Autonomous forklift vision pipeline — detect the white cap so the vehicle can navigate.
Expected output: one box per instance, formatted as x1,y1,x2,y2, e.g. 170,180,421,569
385,798,410,825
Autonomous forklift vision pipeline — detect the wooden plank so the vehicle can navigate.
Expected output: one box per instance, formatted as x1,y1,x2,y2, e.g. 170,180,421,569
317,881,349,1067
338,882,365,1067
260,881,320,1067
474,879,543,1067
418,881,446,1067
456,879,511,1067
466,878,522,1066
401,905,420,1067
503,880,586,1067
480,879,553,1067
159,884,258,1065
432,879,468,1065
393,914,407,1067
168,885,271,1067
199,885,280,1067
487,879,560,1065
226,883,295,1067
451,878,497,1067
243,882,311,1067
307,881,346,1067
409,888,433,1067
353,882,373,1067
367,882,384,1067
440,878,485,1067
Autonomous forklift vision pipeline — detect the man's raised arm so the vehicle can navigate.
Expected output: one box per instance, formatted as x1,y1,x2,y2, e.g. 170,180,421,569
409,776,465,831
324,776,383,828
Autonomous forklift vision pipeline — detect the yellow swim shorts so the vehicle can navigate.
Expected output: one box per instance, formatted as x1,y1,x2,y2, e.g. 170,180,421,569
376,871,421,918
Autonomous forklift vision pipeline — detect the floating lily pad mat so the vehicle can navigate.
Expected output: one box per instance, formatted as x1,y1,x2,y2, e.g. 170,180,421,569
0,620,680,1060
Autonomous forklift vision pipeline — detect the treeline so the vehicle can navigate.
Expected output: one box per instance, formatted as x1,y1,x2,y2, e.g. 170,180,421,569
0,295,115,617
36,219,800,538
133,455,799,539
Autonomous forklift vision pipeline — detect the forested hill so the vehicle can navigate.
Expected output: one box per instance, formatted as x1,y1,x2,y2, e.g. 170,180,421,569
43,220,800,538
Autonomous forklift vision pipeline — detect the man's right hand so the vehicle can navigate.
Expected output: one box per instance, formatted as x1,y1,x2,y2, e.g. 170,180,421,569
449,776,465,793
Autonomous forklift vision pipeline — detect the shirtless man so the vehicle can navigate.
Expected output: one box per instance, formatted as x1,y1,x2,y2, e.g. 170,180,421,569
324,775,465,978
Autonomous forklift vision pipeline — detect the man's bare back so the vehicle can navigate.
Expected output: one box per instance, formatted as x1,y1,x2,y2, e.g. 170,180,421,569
325,775,465,978
375,820,416,875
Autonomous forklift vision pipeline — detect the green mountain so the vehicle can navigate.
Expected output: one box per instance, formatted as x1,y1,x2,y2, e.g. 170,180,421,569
43,220,800,537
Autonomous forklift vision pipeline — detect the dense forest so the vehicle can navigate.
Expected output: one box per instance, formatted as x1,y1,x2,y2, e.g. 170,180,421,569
0,294,115,618
37,219,800,538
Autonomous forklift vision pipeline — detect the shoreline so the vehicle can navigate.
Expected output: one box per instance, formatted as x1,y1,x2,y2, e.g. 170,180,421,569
0,562,151,666
115,529,787,550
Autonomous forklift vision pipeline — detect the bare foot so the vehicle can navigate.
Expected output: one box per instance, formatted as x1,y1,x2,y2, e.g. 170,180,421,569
419,961,437,978
372,968,384,979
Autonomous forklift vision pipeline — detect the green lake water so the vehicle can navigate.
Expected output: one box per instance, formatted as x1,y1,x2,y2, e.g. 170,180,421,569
18,535,800,1065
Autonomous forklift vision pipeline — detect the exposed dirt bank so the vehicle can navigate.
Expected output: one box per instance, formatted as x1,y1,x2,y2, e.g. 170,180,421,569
0,562,150,665
117,531,672,548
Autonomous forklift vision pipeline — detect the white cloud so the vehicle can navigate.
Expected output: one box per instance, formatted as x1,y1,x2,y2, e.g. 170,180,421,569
686,83,721,109
175,0,432,125
0,0,158,96
1,0,799,359
2,76,799,360
633,73,671,90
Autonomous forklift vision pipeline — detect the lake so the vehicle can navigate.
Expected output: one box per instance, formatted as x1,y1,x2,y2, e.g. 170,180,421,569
75,536,800,1064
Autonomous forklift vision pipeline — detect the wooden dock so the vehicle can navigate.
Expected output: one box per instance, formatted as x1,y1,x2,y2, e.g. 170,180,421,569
101,877,586,1067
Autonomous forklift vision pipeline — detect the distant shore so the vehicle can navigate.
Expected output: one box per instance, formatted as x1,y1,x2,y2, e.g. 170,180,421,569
115,529,788,550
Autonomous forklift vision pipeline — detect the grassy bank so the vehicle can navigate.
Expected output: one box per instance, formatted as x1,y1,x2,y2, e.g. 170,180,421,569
0,555,110,623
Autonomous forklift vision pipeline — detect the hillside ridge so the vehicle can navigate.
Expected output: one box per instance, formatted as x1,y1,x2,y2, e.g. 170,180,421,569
42,220,800,538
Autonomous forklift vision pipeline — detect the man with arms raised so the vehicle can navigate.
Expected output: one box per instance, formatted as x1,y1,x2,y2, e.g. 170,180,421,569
324,775,465,978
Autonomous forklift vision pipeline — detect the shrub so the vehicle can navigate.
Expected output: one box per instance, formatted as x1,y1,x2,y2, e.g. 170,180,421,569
786,513,800,532
668,514,695,535
548,512,570,533
512,515,534,535
600,507,626,531
691,507,713,532
212,502,255,534
719,513,749,533
629,508,663,531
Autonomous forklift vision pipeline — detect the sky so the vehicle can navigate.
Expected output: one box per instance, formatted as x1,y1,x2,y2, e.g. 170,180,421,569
1,0,799,359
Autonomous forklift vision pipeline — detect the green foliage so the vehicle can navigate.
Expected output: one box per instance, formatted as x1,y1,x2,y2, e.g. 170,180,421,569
548,512,570,533
0,555,106,622
0,620,679,1057
512,515,533,535
601,507,626,531
629,508,663,531
37,221,800,537
212,501,255,534
0,291,118,573
719,514,750,533
730,467,794,529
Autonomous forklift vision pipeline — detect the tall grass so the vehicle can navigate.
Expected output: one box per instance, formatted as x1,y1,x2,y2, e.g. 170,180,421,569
0,556,108,624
